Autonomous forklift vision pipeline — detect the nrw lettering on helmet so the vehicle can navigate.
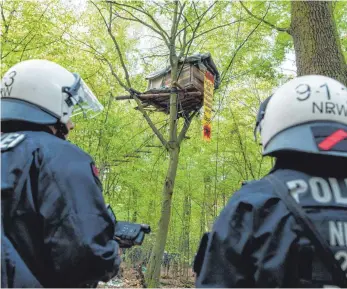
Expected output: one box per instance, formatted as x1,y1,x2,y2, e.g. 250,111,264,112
296,82,347,116
312,102,347,117
258,75,347,157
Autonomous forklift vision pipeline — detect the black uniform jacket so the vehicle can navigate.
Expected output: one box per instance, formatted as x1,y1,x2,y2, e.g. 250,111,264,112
1,131,120,287
195,156,347,288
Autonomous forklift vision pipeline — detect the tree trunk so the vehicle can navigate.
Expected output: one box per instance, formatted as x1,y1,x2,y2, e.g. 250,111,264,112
183,194,191,280
291,1,347,85
200,182,206,238
145,145,180,287
145,55,180,287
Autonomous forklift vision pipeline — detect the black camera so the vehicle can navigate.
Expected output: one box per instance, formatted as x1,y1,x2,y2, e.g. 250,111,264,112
106,204,151,248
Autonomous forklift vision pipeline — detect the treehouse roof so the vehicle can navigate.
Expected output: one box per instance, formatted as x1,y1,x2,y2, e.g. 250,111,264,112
145,52,220,89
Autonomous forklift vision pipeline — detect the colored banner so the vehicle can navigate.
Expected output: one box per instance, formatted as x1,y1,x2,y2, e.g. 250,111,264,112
202,71,214,141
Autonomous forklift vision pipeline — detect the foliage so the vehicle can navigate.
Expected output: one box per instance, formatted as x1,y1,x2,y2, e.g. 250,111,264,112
1,0,346,283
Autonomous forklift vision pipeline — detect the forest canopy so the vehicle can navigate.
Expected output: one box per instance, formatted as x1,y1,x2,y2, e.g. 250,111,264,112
1,0,346,286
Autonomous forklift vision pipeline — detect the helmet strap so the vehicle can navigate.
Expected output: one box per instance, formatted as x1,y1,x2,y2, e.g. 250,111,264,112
254,95,273,141
62,73,81,108
53,122,68,140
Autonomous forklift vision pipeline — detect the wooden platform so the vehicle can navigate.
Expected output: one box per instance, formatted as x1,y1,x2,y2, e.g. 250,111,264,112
115,60,218,117
142,88,203,114
115,88,203,116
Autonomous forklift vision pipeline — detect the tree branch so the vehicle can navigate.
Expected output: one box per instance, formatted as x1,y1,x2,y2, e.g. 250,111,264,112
178,18,187,59
180,3,221,37
106,58,168,148
239,1,290,34
19,34,36,61
70,33,130,93
167,1,180,145
1,1,52,60
177,1,217,78
72,26,168,149
178,111,197,144
201,11,218,27
170,0,180,49
192,1,199,18
104,58,130,91
86,1,172,150
132,94,168,148
229,106,255,179
90,0,109,29
220,8,267,85
141,34,165,43
176,1,186,39
106,0,170,46
153,1,175,14
184,1,218,46
112,7,170,48
0,0,15,38
2,17,73,57
179,10,193,33
16,22,71,60
191,18,245,41
0,2,8,34
138,4,171,40
90,0,132,88
142,53,170,60
107,2,131,88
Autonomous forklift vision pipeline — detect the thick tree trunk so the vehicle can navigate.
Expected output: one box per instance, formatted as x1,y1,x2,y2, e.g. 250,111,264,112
145,145,180,287
291,1,347,85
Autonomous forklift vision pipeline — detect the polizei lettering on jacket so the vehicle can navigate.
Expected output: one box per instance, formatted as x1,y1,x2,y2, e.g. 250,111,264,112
329,221,347,279
287,178,347,281
286,177,347,205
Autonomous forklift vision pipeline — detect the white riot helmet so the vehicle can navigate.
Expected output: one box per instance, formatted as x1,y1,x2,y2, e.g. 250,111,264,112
255,75,347,157
1,59,103,131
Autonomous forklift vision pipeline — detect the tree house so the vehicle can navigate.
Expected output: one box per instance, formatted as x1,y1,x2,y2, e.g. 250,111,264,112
116,53,220,118
143,53,220,116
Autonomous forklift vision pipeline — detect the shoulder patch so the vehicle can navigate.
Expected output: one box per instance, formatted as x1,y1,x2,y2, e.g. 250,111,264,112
91,163,100,177
90,162,103,191
1,133,25,151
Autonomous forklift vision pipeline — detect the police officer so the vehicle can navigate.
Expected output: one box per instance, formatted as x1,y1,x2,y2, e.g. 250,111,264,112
195,75,347,287
1,59,121,287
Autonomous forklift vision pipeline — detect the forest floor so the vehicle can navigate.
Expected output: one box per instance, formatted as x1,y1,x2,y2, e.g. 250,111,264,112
98,264,195,288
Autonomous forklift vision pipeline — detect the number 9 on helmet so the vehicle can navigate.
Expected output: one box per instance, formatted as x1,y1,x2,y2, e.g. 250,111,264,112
254,75,347,158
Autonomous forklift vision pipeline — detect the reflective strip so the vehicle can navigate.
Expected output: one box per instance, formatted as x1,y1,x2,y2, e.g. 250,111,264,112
1,133,25,151
318,130,347,151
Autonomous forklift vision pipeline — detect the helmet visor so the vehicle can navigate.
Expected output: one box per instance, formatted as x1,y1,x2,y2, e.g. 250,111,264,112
66,73,104,119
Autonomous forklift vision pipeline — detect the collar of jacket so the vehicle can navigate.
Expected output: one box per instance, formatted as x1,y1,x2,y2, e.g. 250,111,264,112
271,152,347,177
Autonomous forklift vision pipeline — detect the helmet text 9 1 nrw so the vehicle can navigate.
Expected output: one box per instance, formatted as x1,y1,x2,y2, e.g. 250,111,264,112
255,75,347,158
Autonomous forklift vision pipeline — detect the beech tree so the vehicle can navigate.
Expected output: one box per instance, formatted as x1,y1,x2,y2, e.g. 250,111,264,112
241,1,347,85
